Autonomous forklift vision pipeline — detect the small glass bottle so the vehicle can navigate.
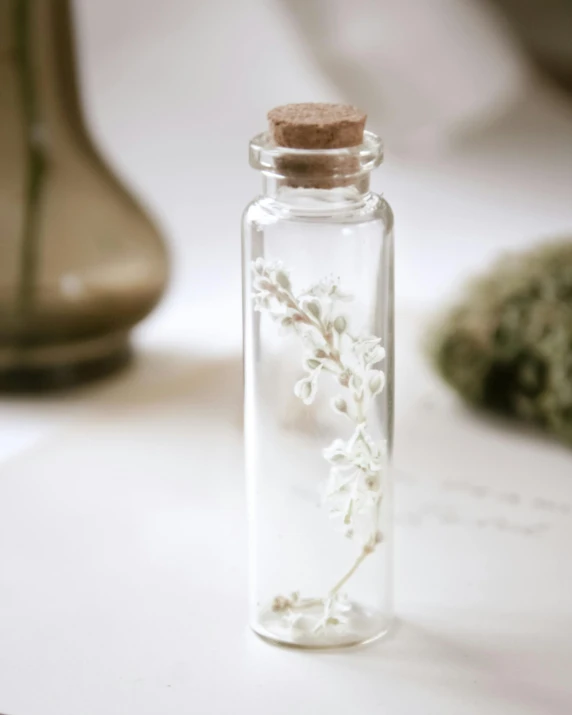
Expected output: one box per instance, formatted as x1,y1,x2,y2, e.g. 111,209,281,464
243,104,394,648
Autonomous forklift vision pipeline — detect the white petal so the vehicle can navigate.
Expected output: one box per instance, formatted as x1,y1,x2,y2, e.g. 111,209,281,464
294,378,312,403
368,370,386,396
332,396,348,414
323,438,349,463
304,376,319,405
368,345,386,365
253,276,273,292
305,357,321,371
252,258,266,275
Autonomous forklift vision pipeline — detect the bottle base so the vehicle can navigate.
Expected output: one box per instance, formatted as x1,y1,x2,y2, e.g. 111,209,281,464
251,600,393,650
0,331,131,393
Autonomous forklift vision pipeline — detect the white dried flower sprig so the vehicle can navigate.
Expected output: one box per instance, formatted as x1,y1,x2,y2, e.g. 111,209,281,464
252,257,387,635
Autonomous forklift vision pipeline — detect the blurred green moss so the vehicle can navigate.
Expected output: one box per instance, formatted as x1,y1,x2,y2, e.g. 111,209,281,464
430,241,572,445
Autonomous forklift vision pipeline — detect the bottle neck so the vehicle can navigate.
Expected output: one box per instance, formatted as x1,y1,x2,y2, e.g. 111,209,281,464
261,173,372,205
249,130,383,210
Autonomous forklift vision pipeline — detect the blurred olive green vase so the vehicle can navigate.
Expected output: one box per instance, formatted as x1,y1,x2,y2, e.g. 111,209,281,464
0,0,169,391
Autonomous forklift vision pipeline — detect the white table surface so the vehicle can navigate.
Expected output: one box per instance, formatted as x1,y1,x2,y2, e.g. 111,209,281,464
0,304,571,715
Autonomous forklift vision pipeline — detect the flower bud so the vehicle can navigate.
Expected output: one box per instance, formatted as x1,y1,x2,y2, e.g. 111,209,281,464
275,271,291,290
333,316,347,334
332,396,348,414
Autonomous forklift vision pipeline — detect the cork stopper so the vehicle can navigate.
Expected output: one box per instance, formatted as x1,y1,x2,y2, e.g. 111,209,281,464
268,103,366,149
266,103,367,188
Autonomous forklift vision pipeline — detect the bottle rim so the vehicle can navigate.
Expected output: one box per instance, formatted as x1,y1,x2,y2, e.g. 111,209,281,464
249,130,383,179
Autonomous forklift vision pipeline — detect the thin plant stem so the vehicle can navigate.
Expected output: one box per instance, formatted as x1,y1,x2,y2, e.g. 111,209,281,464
291,598,323,611
281,542,378,614
329,546,373,598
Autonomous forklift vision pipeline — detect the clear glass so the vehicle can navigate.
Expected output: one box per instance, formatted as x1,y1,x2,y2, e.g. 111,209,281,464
243,131,394,648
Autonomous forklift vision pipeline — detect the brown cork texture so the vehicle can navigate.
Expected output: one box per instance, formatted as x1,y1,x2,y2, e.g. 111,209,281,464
267,103,367,188
268,103,366,149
